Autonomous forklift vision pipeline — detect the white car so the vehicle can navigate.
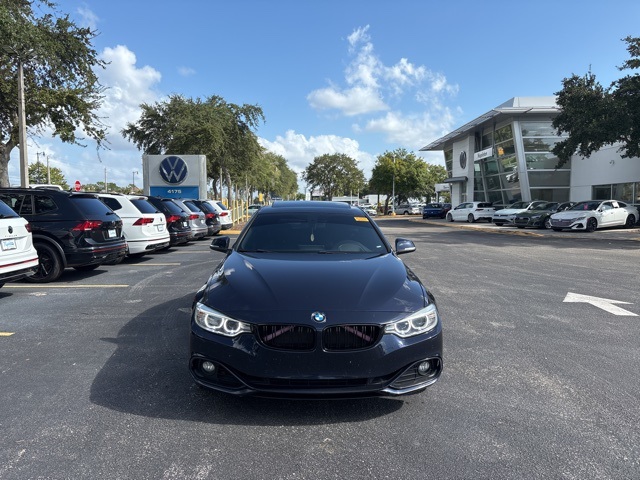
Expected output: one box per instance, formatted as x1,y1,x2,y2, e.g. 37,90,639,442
97,193,170,257
358,203,378,216
0,200,39,287
204,200,233,230
446,202,495,223
492,200,547,226
549,200,639,232
396,203,421,215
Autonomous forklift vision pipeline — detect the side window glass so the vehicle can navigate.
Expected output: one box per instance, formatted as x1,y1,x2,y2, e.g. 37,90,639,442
101,197,121,211
34,195,57,214
18,194,33,215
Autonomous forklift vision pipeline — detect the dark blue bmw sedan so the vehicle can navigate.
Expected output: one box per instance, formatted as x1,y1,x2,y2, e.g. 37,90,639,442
189,201,443,398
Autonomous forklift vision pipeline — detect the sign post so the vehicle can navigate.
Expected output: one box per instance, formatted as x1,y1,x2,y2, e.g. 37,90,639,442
74,180,81,192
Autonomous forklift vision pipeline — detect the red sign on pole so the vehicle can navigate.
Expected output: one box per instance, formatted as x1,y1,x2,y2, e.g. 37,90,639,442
74,180,81,192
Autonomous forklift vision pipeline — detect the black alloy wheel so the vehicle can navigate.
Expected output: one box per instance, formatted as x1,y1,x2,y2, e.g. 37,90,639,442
586,217,597,232
625,215,636,229
26,243,63,283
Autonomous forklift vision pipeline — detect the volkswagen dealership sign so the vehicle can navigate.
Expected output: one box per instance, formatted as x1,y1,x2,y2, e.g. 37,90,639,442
143,154,207,199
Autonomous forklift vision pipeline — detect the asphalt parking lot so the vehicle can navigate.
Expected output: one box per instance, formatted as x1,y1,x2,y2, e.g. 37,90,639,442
1,218,639,480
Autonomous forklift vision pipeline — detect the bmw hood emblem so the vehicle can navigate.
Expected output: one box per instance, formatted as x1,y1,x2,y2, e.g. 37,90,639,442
311,311,326,323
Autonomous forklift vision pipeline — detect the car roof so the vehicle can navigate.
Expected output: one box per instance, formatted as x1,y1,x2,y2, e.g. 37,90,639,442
260,201,357,214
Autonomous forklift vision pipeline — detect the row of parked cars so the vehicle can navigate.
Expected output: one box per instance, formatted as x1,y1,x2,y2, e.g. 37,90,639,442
436,199,640,232
0,187,233,287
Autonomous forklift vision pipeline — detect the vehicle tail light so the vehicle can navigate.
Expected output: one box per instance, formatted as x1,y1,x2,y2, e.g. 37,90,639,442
219,212,228,217
166,215,181,223
72,220,103,231
25,223,32,232
205,213,215,219
133,217,154,226
189,214,199,220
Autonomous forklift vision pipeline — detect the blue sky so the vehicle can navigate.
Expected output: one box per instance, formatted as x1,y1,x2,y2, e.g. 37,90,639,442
10,0,640,190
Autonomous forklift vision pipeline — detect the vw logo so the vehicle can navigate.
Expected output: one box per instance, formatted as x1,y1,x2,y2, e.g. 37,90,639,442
311,311,326,323
159,156,188,185
8,226,13,234
459,151,467,169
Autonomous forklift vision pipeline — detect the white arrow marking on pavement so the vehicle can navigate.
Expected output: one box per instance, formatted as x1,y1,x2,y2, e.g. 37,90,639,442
563,292,638,316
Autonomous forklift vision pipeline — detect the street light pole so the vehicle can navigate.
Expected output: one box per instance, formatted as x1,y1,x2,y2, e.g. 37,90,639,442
132,170,138,189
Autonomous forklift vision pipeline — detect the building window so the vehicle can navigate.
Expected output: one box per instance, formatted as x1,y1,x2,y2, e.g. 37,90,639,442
593,183,635,202
530,188,570,202
444,149,453,177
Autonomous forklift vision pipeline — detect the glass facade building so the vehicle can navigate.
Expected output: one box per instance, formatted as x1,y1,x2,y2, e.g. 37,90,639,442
421,97,640,207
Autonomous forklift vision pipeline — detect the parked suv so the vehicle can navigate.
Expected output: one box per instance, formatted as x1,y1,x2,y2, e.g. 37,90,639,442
171,199,209,240
145,196,192,246
0,188,127,282
97,193,170,258
181,199,221,236
0,200,39,287
396,203,421,215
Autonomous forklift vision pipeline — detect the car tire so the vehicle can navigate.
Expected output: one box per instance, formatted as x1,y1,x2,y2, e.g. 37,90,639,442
74,264,101,272
25,243,63,283
625,215,636,229
543,218,551,229
467,214,475,223
586,218,597,232
446,213,453,222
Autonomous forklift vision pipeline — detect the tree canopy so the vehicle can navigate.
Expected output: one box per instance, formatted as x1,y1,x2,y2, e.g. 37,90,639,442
28,162,68,188
0,0,107,186
369,149,446,208
552,36,640,166
301,153,366,200
122,94,265,204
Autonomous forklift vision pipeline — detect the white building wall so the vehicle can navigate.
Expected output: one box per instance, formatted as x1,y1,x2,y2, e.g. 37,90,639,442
570,144,640,200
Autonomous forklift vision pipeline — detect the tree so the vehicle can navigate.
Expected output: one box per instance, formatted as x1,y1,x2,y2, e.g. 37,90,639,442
122,95,264,205
369,149,444,210
28,162,68,188
0,0,107,186
302,153,366,200
552,36,640,166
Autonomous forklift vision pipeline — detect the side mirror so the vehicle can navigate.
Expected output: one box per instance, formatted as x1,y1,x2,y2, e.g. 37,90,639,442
210,236,230,253
395,238,416,255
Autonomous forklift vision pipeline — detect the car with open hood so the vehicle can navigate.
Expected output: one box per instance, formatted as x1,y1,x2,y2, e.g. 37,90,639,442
189,201,443,398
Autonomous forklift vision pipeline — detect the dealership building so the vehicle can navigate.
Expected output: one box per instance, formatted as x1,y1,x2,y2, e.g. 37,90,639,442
420,96,640,207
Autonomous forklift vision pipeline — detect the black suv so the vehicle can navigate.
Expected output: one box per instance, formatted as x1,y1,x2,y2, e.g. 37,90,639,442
145,196,192,246
0,188,127,282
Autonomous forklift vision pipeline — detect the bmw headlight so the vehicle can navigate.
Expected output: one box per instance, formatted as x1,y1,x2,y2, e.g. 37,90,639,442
194,303,251,337
385,304,439,338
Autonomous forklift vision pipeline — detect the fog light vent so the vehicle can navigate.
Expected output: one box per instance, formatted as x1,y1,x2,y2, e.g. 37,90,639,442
202,361,216,373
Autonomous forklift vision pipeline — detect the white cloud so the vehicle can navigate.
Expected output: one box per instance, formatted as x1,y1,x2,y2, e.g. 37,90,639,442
306,22,460,159
77,6,99,31
259,130,376,179
178,66,196,77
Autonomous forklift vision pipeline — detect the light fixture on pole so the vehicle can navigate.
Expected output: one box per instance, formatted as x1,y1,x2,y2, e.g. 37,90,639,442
3,46,34,188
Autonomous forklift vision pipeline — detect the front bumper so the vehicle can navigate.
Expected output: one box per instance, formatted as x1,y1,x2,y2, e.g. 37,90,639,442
189,322,443,398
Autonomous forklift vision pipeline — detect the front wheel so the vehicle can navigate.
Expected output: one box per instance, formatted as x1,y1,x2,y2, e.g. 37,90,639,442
446,213,453,222
25,243,63,283
467,214,475,223
625,215,636,229
543,218,551,229
586,217,597,232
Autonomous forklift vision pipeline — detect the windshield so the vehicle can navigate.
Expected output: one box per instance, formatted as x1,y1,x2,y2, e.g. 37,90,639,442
237,212,388,254
569,201,601,211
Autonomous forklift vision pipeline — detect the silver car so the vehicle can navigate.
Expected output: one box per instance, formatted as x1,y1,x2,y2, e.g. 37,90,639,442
172,199,209,239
